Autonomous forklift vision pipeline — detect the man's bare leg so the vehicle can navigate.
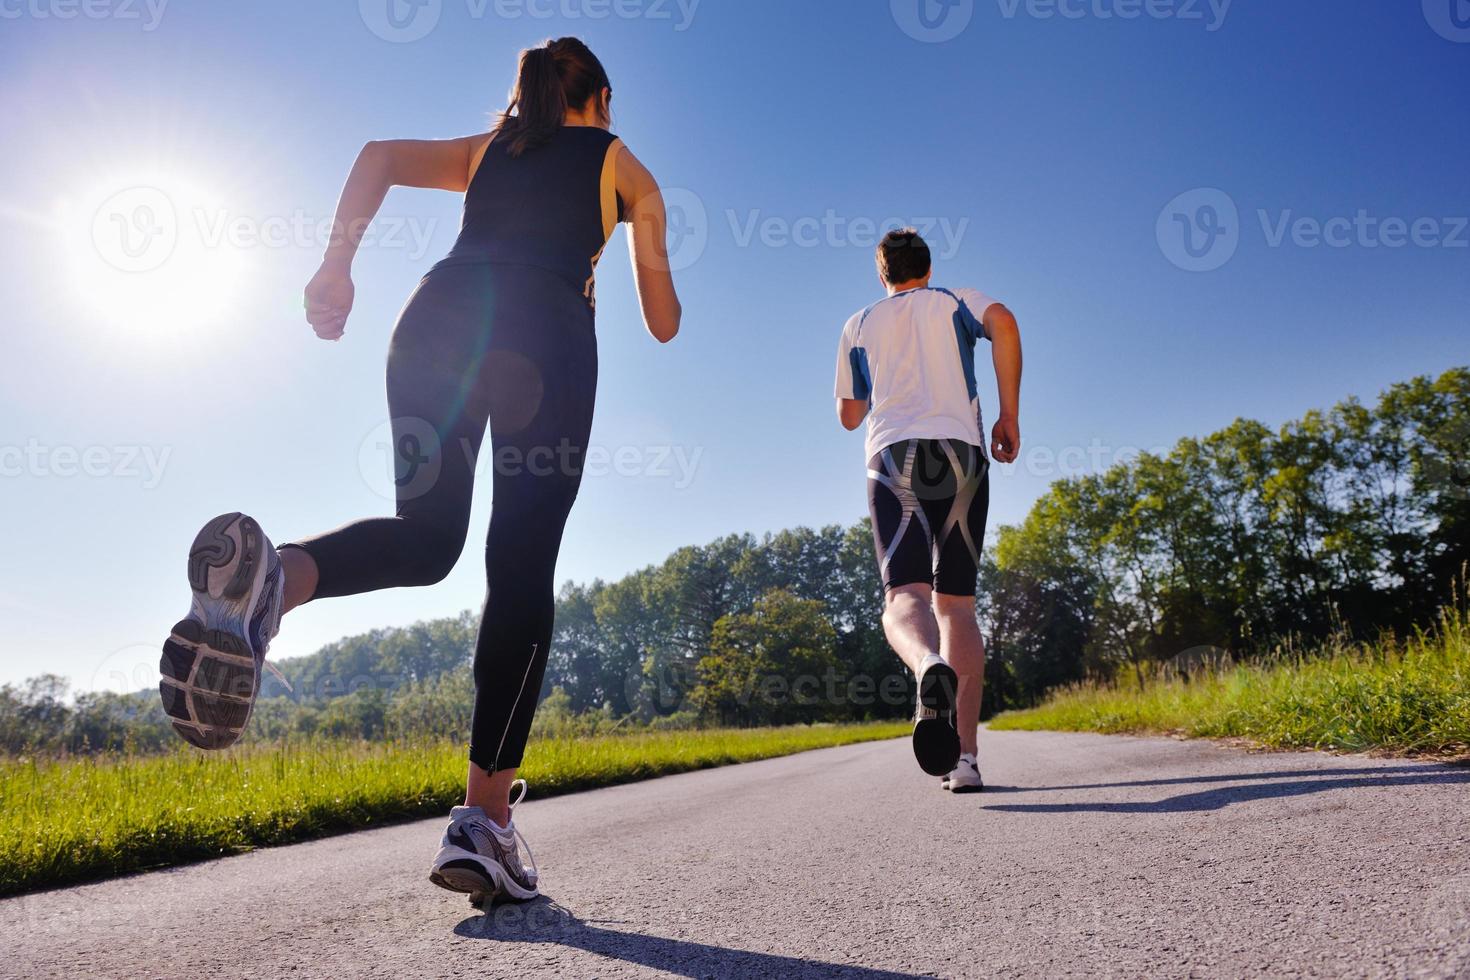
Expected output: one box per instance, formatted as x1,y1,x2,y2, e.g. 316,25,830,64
884,582,962,775
882,582,940,672
935,593,985,757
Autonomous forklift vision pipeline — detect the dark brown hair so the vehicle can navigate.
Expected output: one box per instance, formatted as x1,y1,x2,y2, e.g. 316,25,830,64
492,37,612,158
876,228,933,285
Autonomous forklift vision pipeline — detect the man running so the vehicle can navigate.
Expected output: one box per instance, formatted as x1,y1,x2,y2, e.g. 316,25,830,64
833,229,1022,792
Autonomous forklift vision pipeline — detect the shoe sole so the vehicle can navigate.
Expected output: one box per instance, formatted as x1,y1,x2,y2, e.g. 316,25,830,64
913,661,961,777
159,513,275,751
430,862,498,908
430,846,539,907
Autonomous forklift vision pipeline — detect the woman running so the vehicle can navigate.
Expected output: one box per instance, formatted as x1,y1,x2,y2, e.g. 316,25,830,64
156,37,681,905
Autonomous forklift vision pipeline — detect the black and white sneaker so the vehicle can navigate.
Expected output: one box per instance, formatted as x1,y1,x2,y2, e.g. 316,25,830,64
912,654,961,776
942,753,985,793
158,513,285,750
430,779,540,907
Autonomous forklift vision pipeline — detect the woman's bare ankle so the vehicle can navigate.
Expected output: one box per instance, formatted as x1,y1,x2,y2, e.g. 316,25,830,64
278,545,320,614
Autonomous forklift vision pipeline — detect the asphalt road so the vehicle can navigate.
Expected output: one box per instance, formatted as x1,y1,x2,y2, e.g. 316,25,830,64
5,731,1469,979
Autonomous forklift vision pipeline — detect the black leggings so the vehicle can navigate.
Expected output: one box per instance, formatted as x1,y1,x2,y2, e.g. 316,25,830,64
285,262,597,773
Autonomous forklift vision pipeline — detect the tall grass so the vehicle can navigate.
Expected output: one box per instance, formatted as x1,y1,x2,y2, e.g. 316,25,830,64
990,603,1470,757
0,721,907,898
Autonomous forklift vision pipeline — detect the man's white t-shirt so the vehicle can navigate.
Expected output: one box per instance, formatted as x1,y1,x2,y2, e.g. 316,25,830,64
834,286,999,462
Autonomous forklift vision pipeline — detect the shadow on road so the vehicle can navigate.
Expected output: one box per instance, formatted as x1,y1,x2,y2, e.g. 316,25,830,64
1012,763,1467,794
983,769,1470,814
454,898,927,979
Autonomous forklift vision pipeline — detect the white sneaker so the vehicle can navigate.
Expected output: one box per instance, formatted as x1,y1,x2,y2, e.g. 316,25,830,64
942,753,984,794
912,653,961,776
430,779,540,906
159,513,286,750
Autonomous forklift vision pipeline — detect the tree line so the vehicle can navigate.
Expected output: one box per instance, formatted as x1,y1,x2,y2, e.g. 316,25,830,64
985,367,1468,705
3,367,1464,754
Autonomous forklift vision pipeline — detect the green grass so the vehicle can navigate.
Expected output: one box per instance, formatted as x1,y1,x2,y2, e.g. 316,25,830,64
0,721,907,898
990,605,1470,757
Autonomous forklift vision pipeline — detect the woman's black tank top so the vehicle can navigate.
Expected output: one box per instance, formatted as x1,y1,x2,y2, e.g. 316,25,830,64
434,126,625,309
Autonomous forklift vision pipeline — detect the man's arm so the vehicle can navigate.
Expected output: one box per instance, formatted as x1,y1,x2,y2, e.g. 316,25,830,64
833,313,869,431
836,398,869,431
983,303,1022,463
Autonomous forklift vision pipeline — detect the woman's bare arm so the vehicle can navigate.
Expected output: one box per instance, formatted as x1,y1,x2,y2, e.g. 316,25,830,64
305,136,489,340
616,145,682,344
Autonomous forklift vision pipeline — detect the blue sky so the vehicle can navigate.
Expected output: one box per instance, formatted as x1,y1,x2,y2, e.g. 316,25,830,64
1,0,1466,693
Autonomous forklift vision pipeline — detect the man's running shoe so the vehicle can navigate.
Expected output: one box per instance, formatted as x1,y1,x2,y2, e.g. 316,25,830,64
158,513,285,750
912,653,961,776
942,753,984,793
429,779,540,907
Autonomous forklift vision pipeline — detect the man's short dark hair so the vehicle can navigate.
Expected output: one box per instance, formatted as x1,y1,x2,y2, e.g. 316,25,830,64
876,228,932,285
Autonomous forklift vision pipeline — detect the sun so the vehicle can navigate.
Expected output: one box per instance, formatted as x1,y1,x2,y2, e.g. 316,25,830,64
55,174,246,339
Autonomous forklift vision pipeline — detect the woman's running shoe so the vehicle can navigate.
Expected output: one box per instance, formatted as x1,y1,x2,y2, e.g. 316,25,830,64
158,513,285,750
430,779,540,907
942,753,985,793
912,653,961,776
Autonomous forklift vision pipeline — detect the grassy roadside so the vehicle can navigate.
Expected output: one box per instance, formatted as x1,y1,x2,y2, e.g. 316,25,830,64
990,606,1470,758
0,721,907,898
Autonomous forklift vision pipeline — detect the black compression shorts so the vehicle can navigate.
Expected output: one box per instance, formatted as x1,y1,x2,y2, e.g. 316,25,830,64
867,439,990,597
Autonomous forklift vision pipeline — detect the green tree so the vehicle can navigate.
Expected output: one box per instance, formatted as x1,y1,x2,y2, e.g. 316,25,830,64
693,589,841,726
545,582,613,713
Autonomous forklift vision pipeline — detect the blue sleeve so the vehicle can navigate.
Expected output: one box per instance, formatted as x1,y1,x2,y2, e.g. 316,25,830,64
834,318,871,401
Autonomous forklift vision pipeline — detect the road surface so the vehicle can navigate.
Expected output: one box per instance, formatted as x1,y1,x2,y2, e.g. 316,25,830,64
5,731,1469,979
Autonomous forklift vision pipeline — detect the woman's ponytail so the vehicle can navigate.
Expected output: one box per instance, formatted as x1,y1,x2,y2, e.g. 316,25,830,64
492,38,612,158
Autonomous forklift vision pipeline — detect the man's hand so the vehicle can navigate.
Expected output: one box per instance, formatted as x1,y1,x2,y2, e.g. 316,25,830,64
304,262,354,341
991,415,1020,463
837,398,869,431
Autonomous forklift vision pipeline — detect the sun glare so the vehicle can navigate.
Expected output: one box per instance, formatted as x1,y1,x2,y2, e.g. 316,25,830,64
55,175,246,339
